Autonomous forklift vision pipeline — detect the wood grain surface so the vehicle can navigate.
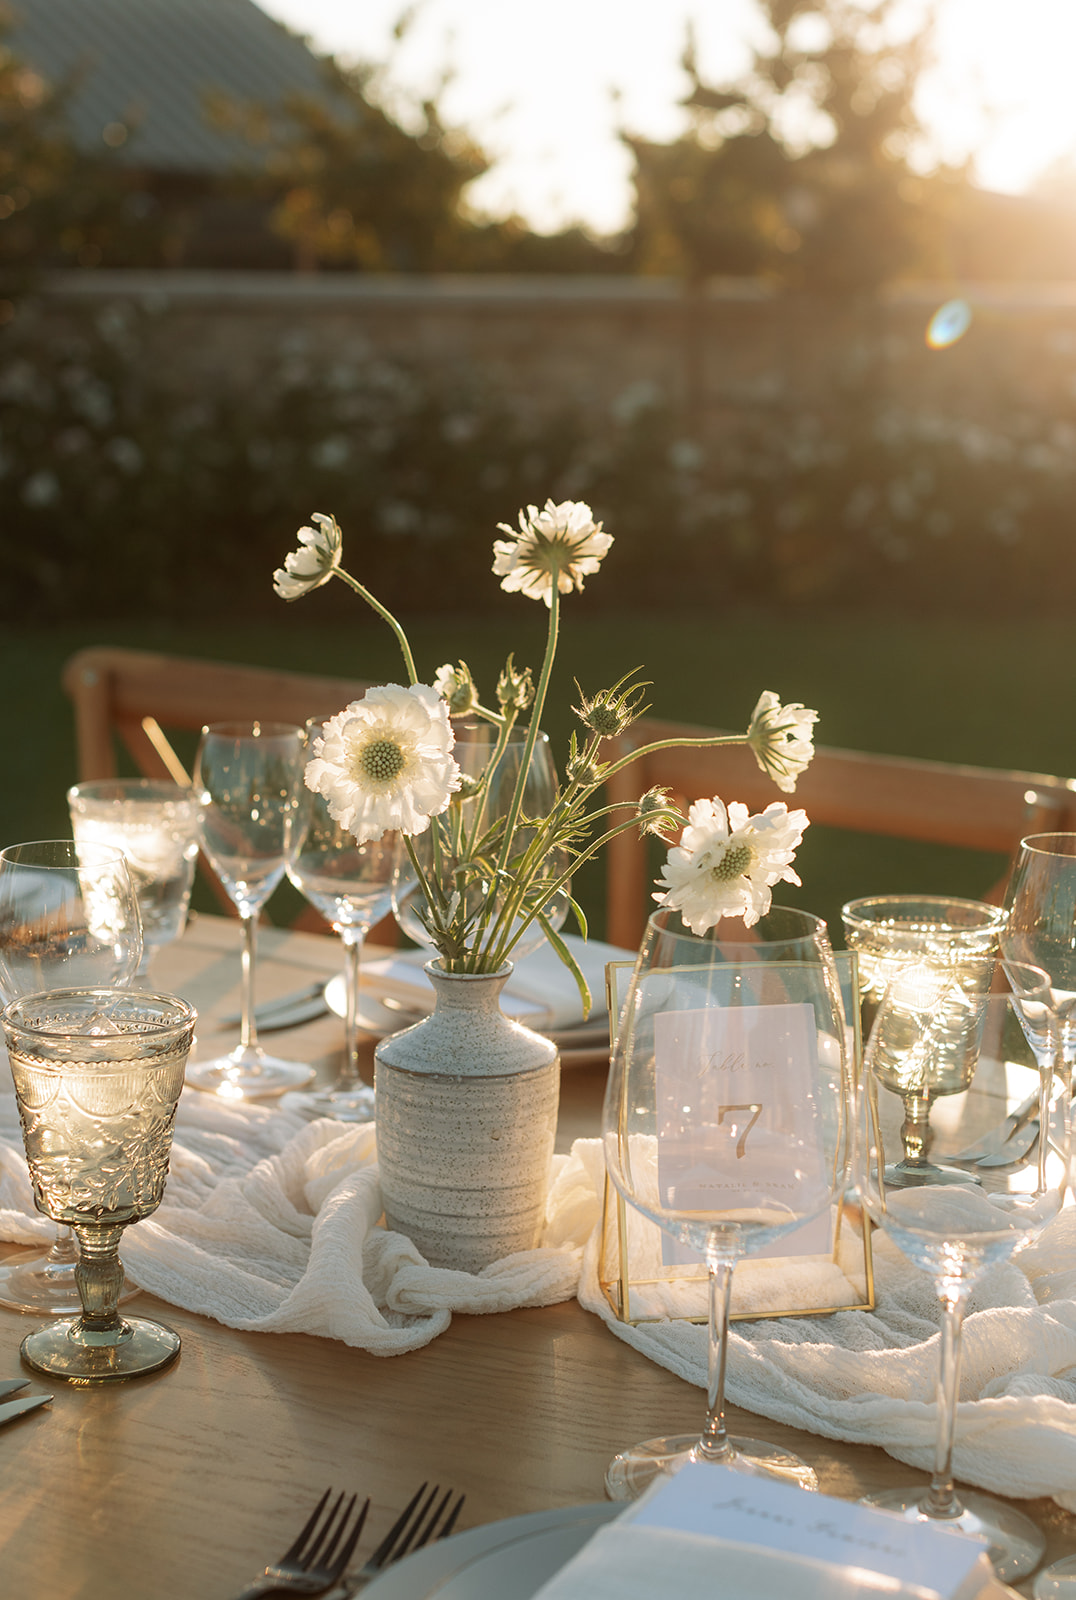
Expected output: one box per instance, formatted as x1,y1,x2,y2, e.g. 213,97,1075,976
0,916,1073,1599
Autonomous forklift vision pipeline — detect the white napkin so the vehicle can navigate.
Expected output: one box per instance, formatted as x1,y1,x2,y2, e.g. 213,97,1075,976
531,1524,1001,1600
361,933,630,1031
531,1466,1001,1600
6,1089,1076,1513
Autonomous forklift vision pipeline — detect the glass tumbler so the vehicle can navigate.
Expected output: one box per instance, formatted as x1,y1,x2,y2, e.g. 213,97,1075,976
68,779,199,976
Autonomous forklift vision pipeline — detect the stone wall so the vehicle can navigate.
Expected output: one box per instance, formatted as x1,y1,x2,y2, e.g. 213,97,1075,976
42,269,1076,425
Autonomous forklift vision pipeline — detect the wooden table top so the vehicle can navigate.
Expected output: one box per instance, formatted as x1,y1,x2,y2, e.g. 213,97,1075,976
1,915,1073,1599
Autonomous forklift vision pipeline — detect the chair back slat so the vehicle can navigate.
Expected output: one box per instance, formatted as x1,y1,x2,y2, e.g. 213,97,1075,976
604,717,1076,948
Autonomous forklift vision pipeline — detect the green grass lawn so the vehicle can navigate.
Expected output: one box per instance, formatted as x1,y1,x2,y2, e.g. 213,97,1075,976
4,604,1072,944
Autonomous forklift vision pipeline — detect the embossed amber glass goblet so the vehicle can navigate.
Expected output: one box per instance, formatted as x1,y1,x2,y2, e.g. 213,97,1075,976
2,987,195,1382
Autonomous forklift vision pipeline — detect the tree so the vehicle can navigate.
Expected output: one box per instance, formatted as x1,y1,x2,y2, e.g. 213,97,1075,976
625,1,951,292
210,53,490,273
0,14,165,299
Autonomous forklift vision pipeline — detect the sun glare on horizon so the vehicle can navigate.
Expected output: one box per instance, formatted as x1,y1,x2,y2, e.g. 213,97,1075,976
257,0,1076,232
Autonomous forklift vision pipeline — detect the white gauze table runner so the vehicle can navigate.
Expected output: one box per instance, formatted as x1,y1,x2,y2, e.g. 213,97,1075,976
4,1087,1076,1509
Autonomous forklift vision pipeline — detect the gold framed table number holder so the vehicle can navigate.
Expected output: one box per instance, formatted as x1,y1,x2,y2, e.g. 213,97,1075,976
597,953,875,1328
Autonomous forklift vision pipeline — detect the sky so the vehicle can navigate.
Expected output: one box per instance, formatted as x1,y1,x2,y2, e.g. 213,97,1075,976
255,0,1076,235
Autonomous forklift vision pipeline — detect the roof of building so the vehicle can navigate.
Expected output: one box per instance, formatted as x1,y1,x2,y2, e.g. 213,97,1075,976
4,0,333,174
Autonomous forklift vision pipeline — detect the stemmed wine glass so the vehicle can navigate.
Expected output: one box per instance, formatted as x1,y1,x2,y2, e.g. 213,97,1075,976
602,904,851,1501
392,721,570,960
186,721,314,1098
842,896,1007,1186
285,718,398,1121
998,835,1076,1598
0,839,144,1315
853,958,1067,1583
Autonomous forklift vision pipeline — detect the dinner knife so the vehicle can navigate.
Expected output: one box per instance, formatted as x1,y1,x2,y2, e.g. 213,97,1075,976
0,1392,52,1426
0,1378,29,1400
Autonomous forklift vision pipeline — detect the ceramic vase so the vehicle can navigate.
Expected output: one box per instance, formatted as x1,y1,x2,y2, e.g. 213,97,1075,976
374,962,560,1273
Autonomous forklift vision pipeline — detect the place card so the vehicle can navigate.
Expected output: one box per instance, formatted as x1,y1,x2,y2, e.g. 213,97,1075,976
629,1462,991,1600
654,1001,833,1266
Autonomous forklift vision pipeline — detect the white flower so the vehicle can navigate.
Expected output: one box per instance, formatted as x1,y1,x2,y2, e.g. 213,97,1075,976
654,797,809,933
433,660,479,716
746,691,818,793
493,499,612,607
304,684,461,844
273,512,343,600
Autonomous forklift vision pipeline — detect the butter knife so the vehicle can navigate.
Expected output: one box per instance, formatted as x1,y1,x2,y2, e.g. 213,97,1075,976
0,1392,52,1426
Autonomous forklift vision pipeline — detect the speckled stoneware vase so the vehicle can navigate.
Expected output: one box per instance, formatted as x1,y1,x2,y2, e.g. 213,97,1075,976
374,962,560,1273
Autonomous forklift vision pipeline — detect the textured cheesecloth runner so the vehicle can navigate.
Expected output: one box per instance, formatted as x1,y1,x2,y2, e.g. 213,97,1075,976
3,1084,1076,1511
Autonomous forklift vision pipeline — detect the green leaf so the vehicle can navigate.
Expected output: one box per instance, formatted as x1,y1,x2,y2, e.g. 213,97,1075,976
563,891,588,943
536,909,592,1019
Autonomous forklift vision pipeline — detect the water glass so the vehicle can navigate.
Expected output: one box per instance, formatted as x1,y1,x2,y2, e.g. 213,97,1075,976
68,779,199,973
842,895,1007,1185
2,986,196,1382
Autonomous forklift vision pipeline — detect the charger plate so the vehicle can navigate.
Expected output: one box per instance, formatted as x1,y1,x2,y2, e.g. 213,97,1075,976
359,1503,617,1599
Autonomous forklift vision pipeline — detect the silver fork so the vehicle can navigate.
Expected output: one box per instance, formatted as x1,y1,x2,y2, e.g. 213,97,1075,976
233,1489,370,1600
341,1483,465,1594
949,1089,1041,1166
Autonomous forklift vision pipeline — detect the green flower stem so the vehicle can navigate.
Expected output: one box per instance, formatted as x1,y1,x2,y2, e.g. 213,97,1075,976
491,809,676,966
480,577,562,966
404,833,445,924
335,567,418,686
600,731,751,787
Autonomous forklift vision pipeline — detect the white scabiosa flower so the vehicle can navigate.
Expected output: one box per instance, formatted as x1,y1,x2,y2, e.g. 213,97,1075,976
273,512,343,600
493,499,613,606
746,691,818,793
305,684,461,843
654,797,809,933
432,660,479,716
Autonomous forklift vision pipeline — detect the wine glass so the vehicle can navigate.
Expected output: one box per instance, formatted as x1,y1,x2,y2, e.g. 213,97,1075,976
186,721,314,1098
0,838,144,1315
853,959,1067,1583
999,835,1076,1598
2,986,195,1381
285,719,398,1120
392,721,569,960
67,778,199,979
602,904,851,1501
842,896,1007,1186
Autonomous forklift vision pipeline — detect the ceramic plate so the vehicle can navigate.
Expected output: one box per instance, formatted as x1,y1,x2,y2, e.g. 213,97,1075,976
359,1503,618,1599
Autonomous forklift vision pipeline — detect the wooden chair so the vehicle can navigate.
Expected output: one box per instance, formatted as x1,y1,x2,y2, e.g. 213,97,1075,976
61,645,381,933
62,646,372,784
603,715,1076,948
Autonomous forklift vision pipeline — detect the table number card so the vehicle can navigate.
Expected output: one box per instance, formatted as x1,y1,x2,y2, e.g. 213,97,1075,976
654,1000,833,1265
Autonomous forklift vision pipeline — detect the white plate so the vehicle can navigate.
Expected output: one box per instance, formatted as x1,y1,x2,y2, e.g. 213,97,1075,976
360,1502,1021,1600
360,1503,618,1599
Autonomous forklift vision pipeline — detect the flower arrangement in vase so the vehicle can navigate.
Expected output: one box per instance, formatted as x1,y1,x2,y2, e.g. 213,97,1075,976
275,499,817,1271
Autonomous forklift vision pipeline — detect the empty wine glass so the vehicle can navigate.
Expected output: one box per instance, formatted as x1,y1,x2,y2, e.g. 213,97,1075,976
1000,835,1076,1598
186,721,313,1098
391,721,569,959
602,904,850,1500
285,719,398,1121
0,838,143,1315
2,986,195,1381
842,896,1007,1187
853,959,1066,1582
67,778,199,979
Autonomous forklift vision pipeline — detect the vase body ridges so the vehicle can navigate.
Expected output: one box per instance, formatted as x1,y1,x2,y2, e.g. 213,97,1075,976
374,963,560,1273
